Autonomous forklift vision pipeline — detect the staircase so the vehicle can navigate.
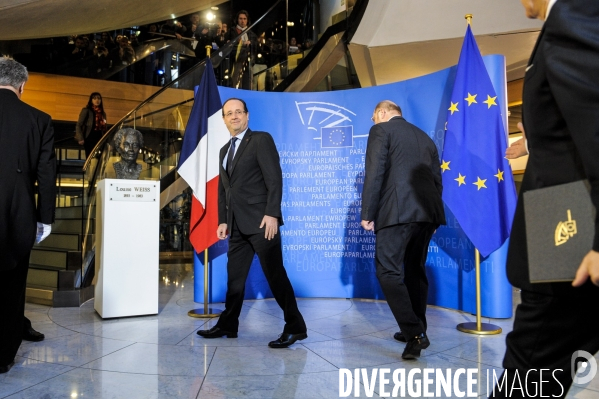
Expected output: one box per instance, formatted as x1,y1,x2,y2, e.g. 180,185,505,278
26,134,95,307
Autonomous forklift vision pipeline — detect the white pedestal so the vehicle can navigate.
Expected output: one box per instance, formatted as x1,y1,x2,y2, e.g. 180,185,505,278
94,179,160,318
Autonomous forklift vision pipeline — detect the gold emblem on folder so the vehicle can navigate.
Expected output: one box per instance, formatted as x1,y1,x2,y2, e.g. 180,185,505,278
555,210,577,246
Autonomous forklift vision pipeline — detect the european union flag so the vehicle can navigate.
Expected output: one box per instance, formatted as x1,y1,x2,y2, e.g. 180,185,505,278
441,25,517,257
321,126,353,148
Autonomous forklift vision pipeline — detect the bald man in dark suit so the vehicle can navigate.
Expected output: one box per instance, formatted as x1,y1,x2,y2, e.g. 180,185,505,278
361,100,445,360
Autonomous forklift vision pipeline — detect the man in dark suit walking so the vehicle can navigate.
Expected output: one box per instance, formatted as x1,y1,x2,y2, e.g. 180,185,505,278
0,58,56,374
492,1,599,396
196,97,307,348
361,100,445,360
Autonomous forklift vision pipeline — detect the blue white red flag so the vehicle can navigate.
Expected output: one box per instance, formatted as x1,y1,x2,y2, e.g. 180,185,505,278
177,58,229,253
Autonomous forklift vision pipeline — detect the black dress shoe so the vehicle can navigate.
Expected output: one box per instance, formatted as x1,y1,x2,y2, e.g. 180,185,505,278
402,333,430,360
268,332,308,348
393,331,406,342
196,326,237,338
0,362,14,374
23,326,45,342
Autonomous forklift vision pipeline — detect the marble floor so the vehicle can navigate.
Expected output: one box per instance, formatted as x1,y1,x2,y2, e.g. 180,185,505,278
2,264,598,398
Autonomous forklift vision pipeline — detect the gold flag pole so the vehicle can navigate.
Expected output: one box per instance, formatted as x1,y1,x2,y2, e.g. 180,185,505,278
455,14,502,335
188,46,222,318
188,248,222,318
457,249,501,334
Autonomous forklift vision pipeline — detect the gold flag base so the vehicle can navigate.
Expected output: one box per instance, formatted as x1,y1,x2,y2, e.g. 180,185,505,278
188,308,222,318
457,322,502,335
187,249,221,318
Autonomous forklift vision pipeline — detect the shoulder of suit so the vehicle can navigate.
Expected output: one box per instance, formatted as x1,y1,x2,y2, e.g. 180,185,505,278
247,130,273,139
381,118,433,141
6,94,52,121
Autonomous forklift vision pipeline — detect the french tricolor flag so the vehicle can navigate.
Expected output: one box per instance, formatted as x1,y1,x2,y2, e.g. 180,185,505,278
177,58,230,253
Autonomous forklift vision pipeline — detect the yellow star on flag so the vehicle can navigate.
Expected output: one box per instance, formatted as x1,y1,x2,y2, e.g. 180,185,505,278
448,102,459,115
464,93,477,106
455,173,466,186
483,95,497,109
473,177,487,190
494,169,504,182
440,160,451,173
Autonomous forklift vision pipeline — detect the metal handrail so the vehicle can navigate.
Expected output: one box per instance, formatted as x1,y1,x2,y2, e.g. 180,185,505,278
82,0,283,172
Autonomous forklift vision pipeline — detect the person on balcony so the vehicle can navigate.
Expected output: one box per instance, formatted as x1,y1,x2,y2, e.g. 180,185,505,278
75,92,107,159
225,10,258,89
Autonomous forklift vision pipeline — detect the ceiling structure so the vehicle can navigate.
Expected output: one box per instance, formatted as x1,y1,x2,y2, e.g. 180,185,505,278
0,0,226,40
348,0,544,86
1,0,543,89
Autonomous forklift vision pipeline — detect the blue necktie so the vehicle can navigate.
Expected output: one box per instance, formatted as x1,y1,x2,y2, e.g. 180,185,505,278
226,137,238,175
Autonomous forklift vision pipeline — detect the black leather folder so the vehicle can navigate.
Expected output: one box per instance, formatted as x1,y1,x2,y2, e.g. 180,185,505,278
524,180,595,283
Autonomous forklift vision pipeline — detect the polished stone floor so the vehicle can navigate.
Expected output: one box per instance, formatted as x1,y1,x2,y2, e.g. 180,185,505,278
2,264,598,398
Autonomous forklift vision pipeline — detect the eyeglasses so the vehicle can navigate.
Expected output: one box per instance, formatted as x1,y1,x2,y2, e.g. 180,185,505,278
224,110,246,118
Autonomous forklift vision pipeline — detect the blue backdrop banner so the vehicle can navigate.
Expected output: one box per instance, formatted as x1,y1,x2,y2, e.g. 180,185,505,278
194,54,513,318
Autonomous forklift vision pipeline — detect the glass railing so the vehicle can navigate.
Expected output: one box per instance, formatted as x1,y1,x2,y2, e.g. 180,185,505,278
77,0,285,285
253,50,311,91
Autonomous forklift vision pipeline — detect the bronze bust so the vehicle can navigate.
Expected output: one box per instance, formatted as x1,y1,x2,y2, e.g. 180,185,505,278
112,128,143,179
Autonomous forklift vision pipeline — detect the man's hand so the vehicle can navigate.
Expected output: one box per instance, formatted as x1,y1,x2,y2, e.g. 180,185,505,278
260,215,278,240
35,222,52,244
506,138,528,159
217,223,228,240
361,220,374,231
505,122,528,159
572,250,599,287
520,0,550,20
78,140,84,145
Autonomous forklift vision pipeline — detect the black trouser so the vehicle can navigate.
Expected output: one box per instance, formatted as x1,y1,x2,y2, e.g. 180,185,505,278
215,219,306,334
83,129,104,159
0,259,29,366
375,222,437,340
491,284,599,398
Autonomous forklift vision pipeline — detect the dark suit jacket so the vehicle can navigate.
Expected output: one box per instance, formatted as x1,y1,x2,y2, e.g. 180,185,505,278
507,0,599,291
361,116,446,231
0,89,56,271
218,129,283,235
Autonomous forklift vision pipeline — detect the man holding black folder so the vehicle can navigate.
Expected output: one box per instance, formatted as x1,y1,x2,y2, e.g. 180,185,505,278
492,0,599,396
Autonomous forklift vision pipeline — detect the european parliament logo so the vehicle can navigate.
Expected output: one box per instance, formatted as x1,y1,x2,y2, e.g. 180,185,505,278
322,126,353,148
295,101,362,149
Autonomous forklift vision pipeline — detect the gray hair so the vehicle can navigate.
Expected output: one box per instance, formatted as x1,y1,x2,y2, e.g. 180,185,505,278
0,57,28,89
113,127,144,148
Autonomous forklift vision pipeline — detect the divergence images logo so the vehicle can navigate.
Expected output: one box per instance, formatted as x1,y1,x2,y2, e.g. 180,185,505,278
572,350,597,385
295,101,366,148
